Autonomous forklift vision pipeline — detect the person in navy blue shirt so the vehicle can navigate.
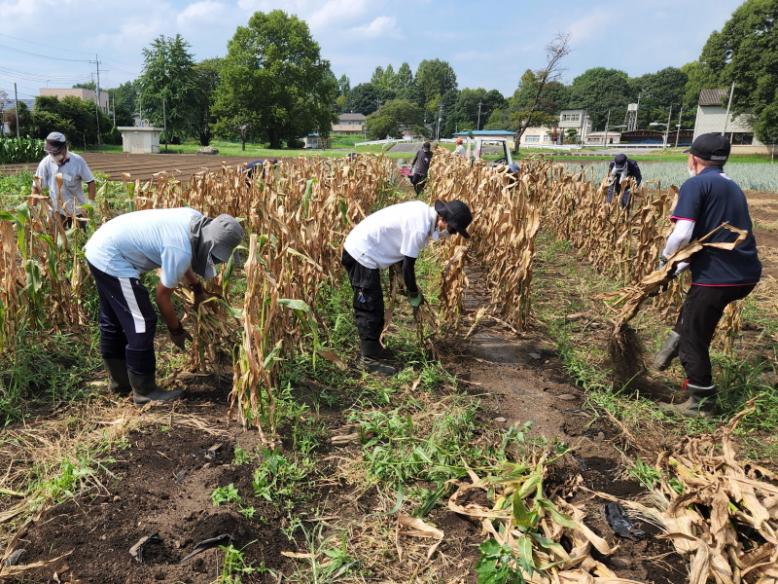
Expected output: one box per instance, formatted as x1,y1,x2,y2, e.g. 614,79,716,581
654,133,761,417
606,153,642,207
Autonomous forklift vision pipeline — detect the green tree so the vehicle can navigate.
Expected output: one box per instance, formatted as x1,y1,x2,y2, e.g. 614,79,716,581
336,74,351,112
347,83,385,115
30,96,111,146
698,0,778,143
5,101,32,136
394,62,416,100
213,10,338,148
107,81,139,127
453,88,506,131
365,99,425,140
192,59,222,145
508,69,568,129
680,61,712,125
630,67,688,129
139,34,199,143
414,59,457,112
568,67,632,129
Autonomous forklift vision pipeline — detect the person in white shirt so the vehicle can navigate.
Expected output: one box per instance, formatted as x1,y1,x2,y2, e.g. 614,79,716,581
453,137,466,157
84,208,244,404
30,132,96,229
342,199,473,373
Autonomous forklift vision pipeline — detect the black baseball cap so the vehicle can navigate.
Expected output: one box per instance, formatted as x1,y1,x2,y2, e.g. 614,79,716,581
614,153,627,165
434,199,473,238
684,133,731,163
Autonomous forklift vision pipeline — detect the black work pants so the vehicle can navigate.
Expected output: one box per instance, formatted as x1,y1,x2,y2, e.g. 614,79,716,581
674,284,755,386
341,250,384,342
410,173,427,195
88,262,158,376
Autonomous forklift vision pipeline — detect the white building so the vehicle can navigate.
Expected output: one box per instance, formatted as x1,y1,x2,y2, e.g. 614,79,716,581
693,88,761,146
584,131,622,146
558,109,592,143
40,88,109,112
332,113,366,134
518,126,557,146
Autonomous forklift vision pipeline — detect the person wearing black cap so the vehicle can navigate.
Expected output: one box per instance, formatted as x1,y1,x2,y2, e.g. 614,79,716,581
84,208,244,404
30,131,96,229
606,153,642,207
342,198,473,374
409,141,433,195
654,132,761,417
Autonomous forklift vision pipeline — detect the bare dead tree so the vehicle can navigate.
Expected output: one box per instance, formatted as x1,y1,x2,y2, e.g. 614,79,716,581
514,33,571,152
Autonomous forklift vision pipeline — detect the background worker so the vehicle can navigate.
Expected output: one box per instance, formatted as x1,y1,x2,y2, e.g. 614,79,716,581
342,199,473,374
606,153,642,207
410,141,433,195
84,209,244,405
30,131,96,229
453,137,466,157
654,133,761,417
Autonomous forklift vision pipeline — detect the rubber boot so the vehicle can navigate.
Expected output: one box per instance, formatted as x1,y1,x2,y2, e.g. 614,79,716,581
660,382,716,418
653,331,680,371
128,371,183,405
103,358,131,396
359,339,397,376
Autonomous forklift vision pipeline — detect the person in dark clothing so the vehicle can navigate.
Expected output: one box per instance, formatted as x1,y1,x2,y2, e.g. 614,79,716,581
653,133,761,417
410,142,433,195
606,153,642,207
342,199,473,374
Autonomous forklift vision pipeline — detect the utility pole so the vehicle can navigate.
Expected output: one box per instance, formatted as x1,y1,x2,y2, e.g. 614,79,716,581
13,82,20,138
91,54,103,145
111,93,116,129
435,104,443,141
162,97,167,152
674,105,683,148
476,101,482,131
603,109,611,147
722,81,735,137
663,105,673,148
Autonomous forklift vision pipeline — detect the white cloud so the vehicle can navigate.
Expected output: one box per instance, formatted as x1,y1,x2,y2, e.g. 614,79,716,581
177,1,226,27
566,10,610,45
237,0,370,31
94,17,167,52
351,15,401,39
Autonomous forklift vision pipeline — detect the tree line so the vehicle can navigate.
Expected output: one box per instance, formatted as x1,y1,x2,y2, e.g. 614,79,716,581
4,0,776,146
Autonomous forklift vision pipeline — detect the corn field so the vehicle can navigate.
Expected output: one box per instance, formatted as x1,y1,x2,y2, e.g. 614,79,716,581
0,138,45,165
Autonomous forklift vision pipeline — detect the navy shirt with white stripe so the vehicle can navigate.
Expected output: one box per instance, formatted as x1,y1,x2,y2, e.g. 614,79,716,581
672,167,761,286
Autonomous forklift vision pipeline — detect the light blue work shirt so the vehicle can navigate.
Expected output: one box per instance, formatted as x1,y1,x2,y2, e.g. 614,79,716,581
34,152,95,214
85,208,201,288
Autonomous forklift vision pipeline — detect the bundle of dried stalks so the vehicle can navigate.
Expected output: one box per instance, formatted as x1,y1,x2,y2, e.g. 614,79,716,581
428,153,541,330
605,223,748,378
447,453,643,584
597,409,778,584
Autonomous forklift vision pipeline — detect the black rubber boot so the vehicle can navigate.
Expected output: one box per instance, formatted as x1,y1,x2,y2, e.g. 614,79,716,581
360,340,397,376
103,358,131,396
660,383,716,418
128,371,183,405
654,331,681,370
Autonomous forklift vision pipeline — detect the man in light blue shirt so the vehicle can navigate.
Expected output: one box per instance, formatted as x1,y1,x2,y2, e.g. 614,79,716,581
85,208,244,404
30,132,96,229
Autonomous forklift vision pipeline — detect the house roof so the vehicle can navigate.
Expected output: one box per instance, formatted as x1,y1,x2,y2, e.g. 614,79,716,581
698,88,728,107
339,113,366,121
453,129,513,136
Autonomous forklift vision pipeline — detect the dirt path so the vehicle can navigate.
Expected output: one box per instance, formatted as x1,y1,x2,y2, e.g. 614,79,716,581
441,268,686,583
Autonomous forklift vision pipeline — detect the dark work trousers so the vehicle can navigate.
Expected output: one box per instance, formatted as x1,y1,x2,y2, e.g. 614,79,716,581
341,250,384,342
410,173,427,195
88,262,158,376
56,213,86,230
606,184,632,208
674,284,755,386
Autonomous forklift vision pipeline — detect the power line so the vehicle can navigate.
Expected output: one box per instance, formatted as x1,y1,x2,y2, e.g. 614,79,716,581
0,32,96,59
0,42,92,63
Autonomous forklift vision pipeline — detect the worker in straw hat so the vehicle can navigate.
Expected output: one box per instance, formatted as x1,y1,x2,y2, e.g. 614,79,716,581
342,199,473,375
30,131,96,229
653,133,761,417
84,208,244,405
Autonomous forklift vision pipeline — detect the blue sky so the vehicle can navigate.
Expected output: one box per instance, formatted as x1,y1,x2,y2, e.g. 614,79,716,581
1,0,744,102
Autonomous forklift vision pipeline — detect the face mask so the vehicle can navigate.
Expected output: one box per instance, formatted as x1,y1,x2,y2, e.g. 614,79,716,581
204,255,216,280
688,166,696,178
53,154,65,164
431,228,451,242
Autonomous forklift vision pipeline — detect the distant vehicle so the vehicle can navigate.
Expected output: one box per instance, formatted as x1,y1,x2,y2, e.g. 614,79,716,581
473,138,514,167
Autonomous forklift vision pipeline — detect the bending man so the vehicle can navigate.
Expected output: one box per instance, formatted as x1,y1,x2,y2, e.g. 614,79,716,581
85,208,244,404
342,199,473,374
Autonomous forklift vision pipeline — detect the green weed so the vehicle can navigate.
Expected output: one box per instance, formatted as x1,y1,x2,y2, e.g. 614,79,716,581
252,450,311,509
211,483,241,506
